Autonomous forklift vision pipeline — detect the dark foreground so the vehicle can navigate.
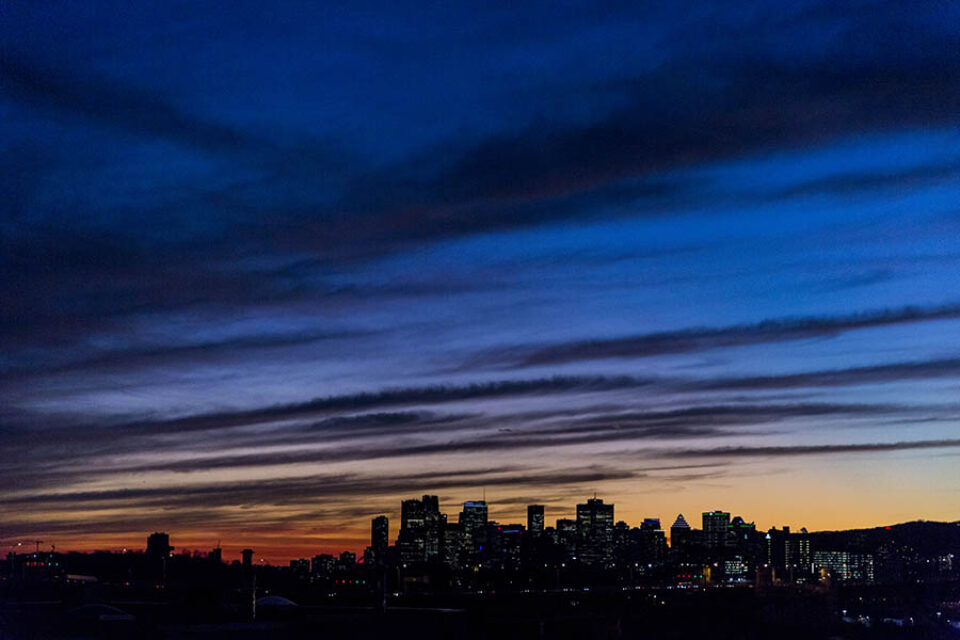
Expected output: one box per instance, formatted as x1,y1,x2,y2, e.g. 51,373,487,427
3,584,960,640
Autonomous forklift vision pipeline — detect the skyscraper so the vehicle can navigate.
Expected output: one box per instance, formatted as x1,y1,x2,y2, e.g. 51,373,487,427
670,514,691,549
556,518,578,561
421,495,444,561
459,500,488,554
145,532,173,585
371,515,389,564
702,510,731,551
398,496,432,563
401,498,426,532
397,495,445,563
146,532,172,558
639,518,668,566
576,498,614,567
527,504,545,536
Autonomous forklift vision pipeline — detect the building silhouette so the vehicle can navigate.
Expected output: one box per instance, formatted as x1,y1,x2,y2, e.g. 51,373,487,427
670,513,691,551
459,500,488,555
146,532,173,558
576,498,614,567
398,495,444,563
702,510,731,551
527,505,545,537
369,515,389,565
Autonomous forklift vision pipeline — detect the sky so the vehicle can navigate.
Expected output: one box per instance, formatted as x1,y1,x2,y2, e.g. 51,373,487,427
2,0,960,562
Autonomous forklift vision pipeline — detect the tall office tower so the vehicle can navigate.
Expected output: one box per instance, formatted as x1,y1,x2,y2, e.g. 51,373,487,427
241,548,254,570
556,518,578,561
702,510,731,551
459,500,489,553
145,532,173,585
371,515,389,564
401,498,426,532
421,494,440,513
312,554,336,576
421,494,444,561
613,520,631,567
767,525,812,581
440,522,467,569
795,527,811,571
638,518,668,566
670,514,691,550
766,526,787,578
397,495,446,563
527,504,545,536
498,524,526,570
576,498,614,567
146,532,173,558
398,497,428,563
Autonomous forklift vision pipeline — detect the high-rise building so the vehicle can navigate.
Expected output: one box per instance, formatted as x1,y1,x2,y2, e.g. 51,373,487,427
241,548,254,570
459,500,488,554
146,532,173,557
440,522,467,569
421,495,444,561
401,498,426,532
767,525,812,582
670,514,691,549
398,495,444,563
702,510,731,551
556,518,578,561
145,532,173,585
576,498,614,567
371,515,389,561
638,518,668,567
399,498,427,563
312,553,336,576
498,524,526,570
527,505,545,536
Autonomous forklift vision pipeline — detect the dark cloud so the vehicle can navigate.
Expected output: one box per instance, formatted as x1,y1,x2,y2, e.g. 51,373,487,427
0,54,342,165
0,328,378,378
3,466,636,513
667,439,960,459
773,159,960,201
0,401,908,492
3,6,959,360
701,358,960,391
117,375,657,435
468,304,960,369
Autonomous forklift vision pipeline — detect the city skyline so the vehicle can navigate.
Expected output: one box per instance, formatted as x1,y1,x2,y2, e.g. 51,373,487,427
8,491,954,566
4,1,960,565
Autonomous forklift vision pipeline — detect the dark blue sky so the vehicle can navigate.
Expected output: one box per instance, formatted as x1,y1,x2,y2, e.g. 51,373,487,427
3,0,960,558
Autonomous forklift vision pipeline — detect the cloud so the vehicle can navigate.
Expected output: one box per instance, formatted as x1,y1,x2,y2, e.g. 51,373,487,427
0,328,378,378
666,439,960,459
2,466,637,513
467,304,960,369
0,400,906,493
115,375,657,434
701,357,960,391
0,54,341,165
